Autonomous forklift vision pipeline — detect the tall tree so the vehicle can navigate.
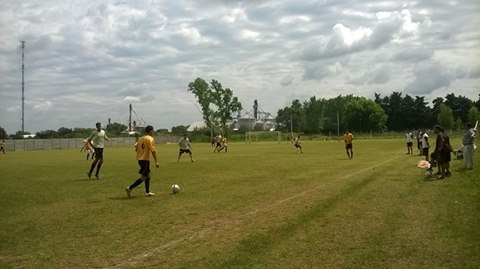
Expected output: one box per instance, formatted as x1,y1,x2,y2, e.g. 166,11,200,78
188,78,214,128
188,78,242,135
467,106,480,126
437,104,455,130
444,93,473,123
343,98,387,132
0,126,7,139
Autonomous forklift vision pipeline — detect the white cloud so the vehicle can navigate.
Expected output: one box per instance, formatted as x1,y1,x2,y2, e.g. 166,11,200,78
0,0,478,134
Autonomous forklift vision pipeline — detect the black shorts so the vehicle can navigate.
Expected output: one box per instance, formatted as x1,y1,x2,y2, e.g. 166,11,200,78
94,148,104,158
422,148,429,157
138,160,150,176
216,142,221,147
345,143,353,149
295,143,301,148
407,142,413,147
179,149,191,154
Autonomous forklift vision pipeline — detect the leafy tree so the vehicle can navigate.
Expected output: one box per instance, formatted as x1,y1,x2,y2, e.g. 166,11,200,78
106,122,128,136
57,127,73,138
188,78,242,135
467,106,480,126
35,130,59,139
343,98,387,132
0,127,7,139
303,96,326,134
275,99,305,133
444,93,473,123
437,104,455,130
188,78,215,129
209,80,242,135
171,125,189,135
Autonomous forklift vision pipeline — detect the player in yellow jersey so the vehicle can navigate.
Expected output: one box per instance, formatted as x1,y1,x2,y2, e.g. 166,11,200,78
125,125,159,197
217,136,228,153
343,130,354,159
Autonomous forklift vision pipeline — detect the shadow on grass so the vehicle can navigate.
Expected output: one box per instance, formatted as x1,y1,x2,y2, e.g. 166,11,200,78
108,196,140,200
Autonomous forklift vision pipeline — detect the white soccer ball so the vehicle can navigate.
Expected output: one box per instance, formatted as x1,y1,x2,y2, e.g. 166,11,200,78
171,184,181,194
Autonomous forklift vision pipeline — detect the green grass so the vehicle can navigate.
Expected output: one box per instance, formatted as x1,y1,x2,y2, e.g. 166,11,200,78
0,139,479,268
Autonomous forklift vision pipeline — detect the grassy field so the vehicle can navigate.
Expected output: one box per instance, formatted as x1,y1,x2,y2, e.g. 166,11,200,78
0,138,479,268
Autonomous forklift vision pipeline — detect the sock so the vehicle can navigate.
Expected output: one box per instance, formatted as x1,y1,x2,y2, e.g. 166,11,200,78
145,177,150,193
95,163,102,176
89,162,96,174
129,178,143,190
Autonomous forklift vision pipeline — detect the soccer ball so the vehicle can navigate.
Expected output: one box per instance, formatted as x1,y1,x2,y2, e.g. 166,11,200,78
171,184,181,194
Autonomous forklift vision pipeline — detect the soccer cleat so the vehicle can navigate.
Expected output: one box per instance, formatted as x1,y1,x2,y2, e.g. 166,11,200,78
125,187,132,198
95,175,101,180
87,172,92,179
145,192,155,197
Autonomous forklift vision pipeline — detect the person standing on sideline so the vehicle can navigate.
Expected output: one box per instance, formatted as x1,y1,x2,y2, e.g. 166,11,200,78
87,122,110,179
343,130,354,159
416,130,423,155
421,128,430,162
125,125,159,197
178,133,195,162
462,123,476,170
433,125,452,179
0,140,6,154
406,130,414,154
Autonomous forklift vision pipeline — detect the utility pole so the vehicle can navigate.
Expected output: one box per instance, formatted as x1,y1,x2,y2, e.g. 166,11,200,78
21,40,26,134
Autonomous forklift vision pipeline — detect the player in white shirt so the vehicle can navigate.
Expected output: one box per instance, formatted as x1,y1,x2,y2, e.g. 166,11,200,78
87,122,110,179
178,133,195,162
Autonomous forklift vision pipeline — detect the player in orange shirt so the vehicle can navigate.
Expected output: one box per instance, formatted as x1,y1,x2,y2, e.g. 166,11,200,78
343,130,354,159
125,125,159,197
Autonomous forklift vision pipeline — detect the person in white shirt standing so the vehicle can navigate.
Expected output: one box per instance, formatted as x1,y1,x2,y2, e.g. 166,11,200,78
421,128,430,162
406,130,414,154
87,122,110,179
462,123,476,170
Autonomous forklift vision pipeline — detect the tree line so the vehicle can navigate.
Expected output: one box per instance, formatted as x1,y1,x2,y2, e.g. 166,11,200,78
275,92,480,134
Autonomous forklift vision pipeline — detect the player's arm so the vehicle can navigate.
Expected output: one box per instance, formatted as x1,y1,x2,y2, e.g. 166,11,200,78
150,140,159,167
151,151,159,168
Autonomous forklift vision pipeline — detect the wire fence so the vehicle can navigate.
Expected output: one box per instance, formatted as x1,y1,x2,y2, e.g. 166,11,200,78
2,136,181,152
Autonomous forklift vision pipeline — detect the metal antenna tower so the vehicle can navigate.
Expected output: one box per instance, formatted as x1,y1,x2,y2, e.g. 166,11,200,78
21,40,26,133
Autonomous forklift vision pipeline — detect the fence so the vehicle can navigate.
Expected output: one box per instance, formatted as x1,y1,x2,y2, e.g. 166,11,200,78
2,136,181,152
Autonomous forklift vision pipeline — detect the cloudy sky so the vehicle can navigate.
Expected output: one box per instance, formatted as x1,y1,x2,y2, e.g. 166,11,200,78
1,0,479,134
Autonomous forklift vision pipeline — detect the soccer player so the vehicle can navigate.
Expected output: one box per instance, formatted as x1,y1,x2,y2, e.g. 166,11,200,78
294,136,303,153
87,122,110,179
178,133,195,162
0,140,6,154
406,130,414,154
343,130,354,159
125,125,159,197
217,136,228,153
80,138,95,160
213,134,222,152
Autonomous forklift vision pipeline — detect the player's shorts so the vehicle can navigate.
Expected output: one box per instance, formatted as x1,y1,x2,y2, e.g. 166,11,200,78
94,148,104,158
407,142,413,147
138,160,150,176
179,149,192,154
216,142,222,147
295,143,301,148
422,148,429,157
345,143,353,149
